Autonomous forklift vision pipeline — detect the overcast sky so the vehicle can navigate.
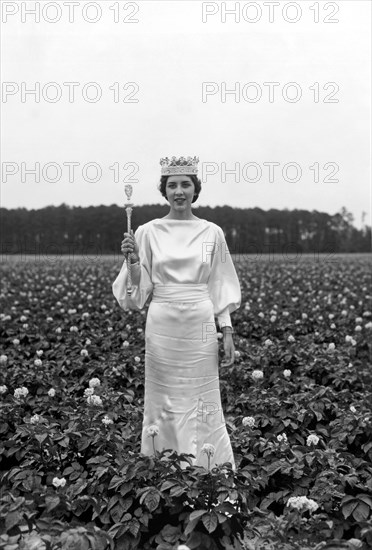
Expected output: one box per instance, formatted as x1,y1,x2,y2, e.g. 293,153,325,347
1,0,370,228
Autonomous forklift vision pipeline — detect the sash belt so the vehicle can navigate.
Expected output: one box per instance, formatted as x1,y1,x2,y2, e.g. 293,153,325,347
152,283,210,303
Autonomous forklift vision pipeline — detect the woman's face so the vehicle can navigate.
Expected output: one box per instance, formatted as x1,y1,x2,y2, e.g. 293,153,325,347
165,175,195,211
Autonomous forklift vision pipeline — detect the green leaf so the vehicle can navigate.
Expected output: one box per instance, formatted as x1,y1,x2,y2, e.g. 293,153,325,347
128,519,140,537
160,480,178,491
111,504,125,523
342,499,358,519
202,511,218,533
108,475,123,490
144,490,160,512
107,495,120,512
35,433,48,444
353,502,370,522
358,495,372,507
170,485,186,497
45,496,60,513
189,509,208,522
5,511,23,532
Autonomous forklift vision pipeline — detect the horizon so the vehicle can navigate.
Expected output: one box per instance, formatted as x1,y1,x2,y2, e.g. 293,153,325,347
1,201,369,231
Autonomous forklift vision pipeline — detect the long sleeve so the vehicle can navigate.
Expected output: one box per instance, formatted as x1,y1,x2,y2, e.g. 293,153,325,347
112,224,153,311
207,226,241,329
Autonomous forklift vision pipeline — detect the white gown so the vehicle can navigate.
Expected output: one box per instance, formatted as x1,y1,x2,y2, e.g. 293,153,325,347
112,218,241,470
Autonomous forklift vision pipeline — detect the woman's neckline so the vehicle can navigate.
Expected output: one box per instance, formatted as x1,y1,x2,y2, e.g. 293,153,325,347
156,217,203,222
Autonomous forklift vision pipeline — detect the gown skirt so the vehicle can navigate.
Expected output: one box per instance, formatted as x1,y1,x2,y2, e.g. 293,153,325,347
140,283,236,471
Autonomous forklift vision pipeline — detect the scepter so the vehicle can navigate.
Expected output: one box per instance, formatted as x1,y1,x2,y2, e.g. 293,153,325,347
124,184,134,296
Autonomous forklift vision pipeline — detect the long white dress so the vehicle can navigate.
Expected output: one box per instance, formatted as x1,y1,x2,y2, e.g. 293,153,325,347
112,218,241,470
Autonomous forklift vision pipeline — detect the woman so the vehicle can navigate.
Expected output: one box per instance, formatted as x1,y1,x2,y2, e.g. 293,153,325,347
112,156,241,470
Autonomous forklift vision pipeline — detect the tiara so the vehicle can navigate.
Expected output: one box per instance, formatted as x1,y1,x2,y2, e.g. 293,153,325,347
160,156,199,176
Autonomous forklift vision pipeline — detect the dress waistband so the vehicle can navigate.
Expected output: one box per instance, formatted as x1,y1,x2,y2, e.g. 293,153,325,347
152,283,210,303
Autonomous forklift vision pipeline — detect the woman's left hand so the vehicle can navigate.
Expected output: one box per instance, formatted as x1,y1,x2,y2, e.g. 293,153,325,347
220,332,235,367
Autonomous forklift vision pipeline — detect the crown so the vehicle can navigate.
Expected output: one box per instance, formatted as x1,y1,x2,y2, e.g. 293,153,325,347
160,156,199,176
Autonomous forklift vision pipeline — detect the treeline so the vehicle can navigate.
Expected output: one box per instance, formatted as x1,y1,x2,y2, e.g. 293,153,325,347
1,204,371,256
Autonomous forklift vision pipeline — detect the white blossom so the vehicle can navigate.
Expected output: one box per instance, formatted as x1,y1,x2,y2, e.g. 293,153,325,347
86,394,102,407
306,434,319,446
122,340,130,348
36,350,43,357
277,433,288,443
34,359,42,367
350,405,357,413
70,326,78,333
0,385,8,394
201,443,216,457
30,414,41,424
48,388,56,397
146,424,159,437
85,338,91,345
134,356,141,363
46,317,53,322
80,349,88,357
56,327,62,334
287,496,318,513
287,335,295,343
14,387,29,399
327,343,335,351
0,355,8,364
252,369,264,381
283,369,292,378
355,325,362,332
89,377,100,388
102,415,113,426
242,416,255,428
12,339,20,345
52,477,66,488
84,388,94,397
264,339,273,347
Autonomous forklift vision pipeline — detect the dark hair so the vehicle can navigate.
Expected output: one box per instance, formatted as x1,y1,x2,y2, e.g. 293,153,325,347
158,175,202,204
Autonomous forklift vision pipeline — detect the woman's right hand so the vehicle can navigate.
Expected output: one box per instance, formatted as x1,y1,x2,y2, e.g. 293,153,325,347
121,229,140,263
